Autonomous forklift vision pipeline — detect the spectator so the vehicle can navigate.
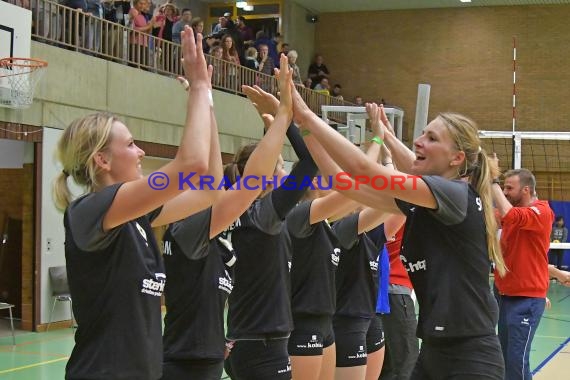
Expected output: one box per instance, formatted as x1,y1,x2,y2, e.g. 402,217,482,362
129,0,155,67
287,50,302,85
32,0,60,40
257,43,275,92
212,12,230,35
209,45,224,88
279,43,290,57
273,32,284,55
332,84,343,100
100,2,131,59
172,8,192,45
85,1,103,52
550,215,568,270
222,34,240,63
62,0,88,47
491,167,555,380
190,17,209,55
354,96,363,106
257,43,275,75
303,78,312,89
314,77,330,94
254,31,279,68
308,54,330,89
243,47,258,70
236,16,254,46
152,3,177,42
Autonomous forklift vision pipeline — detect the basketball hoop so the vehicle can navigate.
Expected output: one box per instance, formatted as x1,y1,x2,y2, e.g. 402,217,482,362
0,58,48,109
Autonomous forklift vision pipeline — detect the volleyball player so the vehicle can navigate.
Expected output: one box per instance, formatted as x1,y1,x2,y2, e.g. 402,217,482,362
285,107,386,380
292,86,506,379
160,55,294,380
222,77,318,380
53,26,215,380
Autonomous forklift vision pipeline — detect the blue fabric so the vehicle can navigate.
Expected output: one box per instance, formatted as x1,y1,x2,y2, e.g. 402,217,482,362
548,200,570,267
496,294,545,380
376,245,391,314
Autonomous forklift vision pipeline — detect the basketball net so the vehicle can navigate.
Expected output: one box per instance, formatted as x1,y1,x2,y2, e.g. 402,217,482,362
0,58,48,109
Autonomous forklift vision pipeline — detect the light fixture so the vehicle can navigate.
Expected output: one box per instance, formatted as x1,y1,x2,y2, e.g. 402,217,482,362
460,0,472,3
236,1,247,8
244,5,254,11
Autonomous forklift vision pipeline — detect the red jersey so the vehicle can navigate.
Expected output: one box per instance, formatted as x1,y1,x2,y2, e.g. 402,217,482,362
386,226,413,289
494,200,554,297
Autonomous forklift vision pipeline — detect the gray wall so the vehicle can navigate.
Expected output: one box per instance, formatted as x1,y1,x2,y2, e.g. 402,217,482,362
283,0,317,81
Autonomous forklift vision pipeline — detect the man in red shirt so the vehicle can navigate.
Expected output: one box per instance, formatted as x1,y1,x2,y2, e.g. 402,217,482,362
492,168,554,380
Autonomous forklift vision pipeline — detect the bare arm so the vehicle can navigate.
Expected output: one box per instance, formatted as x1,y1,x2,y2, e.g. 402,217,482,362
357,207,391,234
104,27,211,231
292,87,428,210
383,214,406,240
303,133,402,215
307,104,395,224
549,264,570,286
209,55,293,238
152,87,223,227
380,105,415,172
491,183,512,217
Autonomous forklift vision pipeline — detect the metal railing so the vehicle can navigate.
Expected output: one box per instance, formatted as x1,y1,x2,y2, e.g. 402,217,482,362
26,0,354,124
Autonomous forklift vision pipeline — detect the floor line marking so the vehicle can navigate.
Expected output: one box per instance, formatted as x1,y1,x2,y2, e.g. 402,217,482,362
0,357,68,374
532,336,570,375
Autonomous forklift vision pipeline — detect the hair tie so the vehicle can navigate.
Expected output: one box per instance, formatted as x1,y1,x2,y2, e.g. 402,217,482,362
62,169,70,177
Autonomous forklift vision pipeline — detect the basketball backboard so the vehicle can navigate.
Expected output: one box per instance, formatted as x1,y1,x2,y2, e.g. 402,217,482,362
0,2,32,100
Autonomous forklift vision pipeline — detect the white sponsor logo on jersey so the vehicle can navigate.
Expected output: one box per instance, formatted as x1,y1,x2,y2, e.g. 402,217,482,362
331,248,341,266
163,240,172,256
218,270,233,294
369,260,378,271
141,273,166,297
277,359,291,374
135,222,148,247
400,255,427,273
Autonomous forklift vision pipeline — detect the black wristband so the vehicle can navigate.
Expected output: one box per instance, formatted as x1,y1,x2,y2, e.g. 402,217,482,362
492,178,501,185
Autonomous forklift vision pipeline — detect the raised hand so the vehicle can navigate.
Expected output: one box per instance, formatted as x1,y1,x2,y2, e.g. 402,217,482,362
275,54,293,117
365,103,382,137
489,152,501,180
291,84,314,127
180,25,209,87
242,85,279,116
379,104,396,136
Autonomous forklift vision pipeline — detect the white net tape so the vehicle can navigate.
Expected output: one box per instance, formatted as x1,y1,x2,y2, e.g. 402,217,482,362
0,58,47,109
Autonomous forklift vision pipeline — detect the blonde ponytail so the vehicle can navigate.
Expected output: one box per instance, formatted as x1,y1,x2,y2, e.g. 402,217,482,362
439,113,506,276
52,113,116,211
475,150,506,277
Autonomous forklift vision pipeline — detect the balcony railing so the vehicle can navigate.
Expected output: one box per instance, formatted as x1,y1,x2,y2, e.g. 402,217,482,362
26,0,353,124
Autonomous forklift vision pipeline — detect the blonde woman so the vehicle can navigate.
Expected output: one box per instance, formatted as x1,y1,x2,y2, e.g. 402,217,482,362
53,27,214,380
293,93,506,380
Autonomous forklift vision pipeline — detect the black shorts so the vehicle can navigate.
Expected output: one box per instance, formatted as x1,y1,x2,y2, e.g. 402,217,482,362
411,335,504,380
225,338,291,380
333,315,371,367
288,314,335,356
161,358,224,380
366,314,385,353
